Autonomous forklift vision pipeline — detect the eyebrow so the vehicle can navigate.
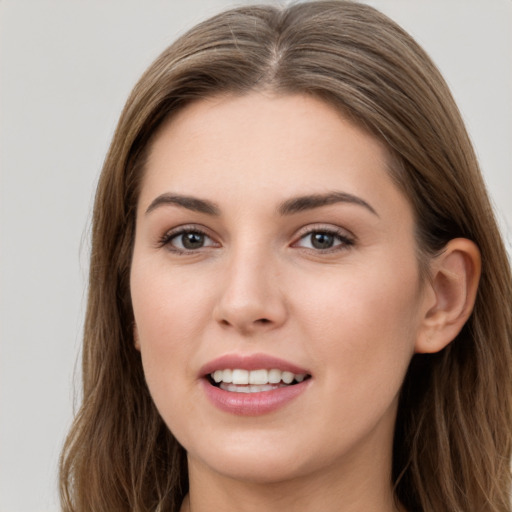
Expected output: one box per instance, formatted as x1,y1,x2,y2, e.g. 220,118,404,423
145,190,378,217
278,191,378,217
145,193,220,216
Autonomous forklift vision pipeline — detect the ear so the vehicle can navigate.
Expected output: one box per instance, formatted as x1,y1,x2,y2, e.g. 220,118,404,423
415,238,481,354
133,323,141,351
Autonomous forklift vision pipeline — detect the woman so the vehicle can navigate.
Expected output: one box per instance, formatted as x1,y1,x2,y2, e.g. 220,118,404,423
59,1,512,511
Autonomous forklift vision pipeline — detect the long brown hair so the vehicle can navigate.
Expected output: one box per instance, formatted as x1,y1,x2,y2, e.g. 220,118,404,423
60,2,512,510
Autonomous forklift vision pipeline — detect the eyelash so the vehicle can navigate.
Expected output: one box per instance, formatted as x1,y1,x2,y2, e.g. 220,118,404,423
157,225,355,255
157,225,215,254
293,227,355,253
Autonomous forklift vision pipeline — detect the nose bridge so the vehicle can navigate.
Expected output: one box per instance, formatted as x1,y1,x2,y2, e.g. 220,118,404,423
214,237,287,332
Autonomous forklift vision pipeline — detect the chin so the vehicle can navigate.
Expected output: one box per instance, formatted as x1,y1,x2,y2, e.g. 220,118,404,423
183,423,340,486
189,447,313,485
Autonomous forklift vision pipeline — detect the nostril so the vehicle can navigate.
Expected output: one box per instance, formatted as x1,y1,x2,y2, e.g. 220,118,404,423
256,318,271,324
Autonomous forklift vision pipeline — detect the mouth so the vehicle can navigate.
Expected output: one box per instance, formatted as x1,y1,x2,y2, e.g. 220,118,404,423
207,368,311,393
200,355,311,415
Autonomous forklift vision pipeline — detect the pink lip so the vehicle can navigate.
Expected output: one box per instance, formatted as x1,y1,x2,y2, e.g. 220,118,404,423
199,353,311,416
199,353,309,376
201,379,310,416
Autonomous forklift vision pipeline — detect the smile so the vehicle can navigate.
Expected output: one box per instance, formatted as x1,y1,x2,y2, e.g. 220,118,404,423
209,369,310,393
200,354,312,415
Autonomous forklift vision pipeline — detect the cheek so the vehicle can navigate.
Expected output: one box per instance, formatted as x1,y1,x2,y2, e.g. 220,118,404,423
131,257,210,340
131,269,213,443
130,259,209,403
294,254,421,393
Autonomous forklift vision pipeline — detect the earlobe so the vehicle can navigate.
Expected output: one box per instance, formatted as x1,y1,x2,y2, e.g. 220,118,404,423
415,238,481,354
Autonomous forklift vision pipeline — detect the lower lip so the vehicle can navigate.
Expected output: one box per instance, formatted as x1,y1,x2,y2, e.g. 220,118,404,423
201,378,310,416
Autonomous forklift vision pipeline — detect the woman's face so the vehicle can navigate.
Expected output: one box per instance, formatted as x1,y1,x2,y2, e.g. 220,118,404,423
131,93,429,484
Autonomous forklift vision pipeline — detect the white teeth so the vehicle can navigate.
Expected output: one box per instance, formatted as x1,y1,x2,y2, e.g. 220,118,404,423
281,371,294,384
220,383,282,393
268,368,282,384
256,384,275,392
231,369,249,385
210,368,308,387
249,369,268,385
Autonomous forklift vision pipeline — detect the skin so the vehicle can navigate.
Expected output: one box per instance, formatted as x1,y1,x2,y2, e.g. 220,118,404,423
130,92,480,512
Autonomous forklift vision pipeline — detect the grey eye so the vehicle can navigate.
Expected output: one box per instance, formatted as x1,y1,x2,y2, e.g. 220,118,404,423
295,229,353,252
180,232,206,250
167,230,216,251
310,232,336,249
298,231,342,250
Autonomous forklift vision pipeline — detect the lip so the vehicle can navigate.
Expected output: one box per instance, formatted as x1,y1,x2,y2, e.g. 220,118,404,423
199,353,311,416
199,353,310,376
201,378,310,416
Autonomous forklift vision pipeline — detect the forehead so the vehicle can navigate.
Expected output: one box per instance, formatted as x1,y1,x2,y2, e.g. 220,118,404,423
139,92,410,224
148,92,389,166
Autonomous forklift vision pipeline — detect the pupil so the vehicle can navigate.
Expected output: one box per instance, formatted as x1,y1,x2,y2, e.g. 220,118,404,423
182,232,204,249
312,232,333,249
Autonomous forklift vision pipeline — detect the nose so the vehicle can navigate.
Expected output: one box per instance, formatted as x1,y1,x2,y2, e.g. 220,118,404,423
213,248,288,335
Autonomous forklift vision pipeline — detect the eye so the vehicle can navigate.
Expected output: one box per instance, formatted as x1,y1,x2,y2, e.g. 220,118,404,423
295,229,354,252
159,227,218,253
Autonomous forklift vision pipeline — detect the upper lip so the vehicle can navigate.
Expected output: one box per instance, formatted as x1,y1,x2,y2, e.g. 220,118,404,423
199,353,310,377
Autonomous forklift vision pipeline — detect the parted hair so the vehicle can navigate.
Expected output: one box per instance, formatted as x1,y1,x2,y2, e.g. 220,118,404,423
59,2,512,511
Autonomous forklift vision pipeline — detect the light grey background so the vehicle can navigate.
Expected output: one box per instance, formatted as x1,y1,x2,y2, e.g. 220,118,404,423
1,1,511,511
